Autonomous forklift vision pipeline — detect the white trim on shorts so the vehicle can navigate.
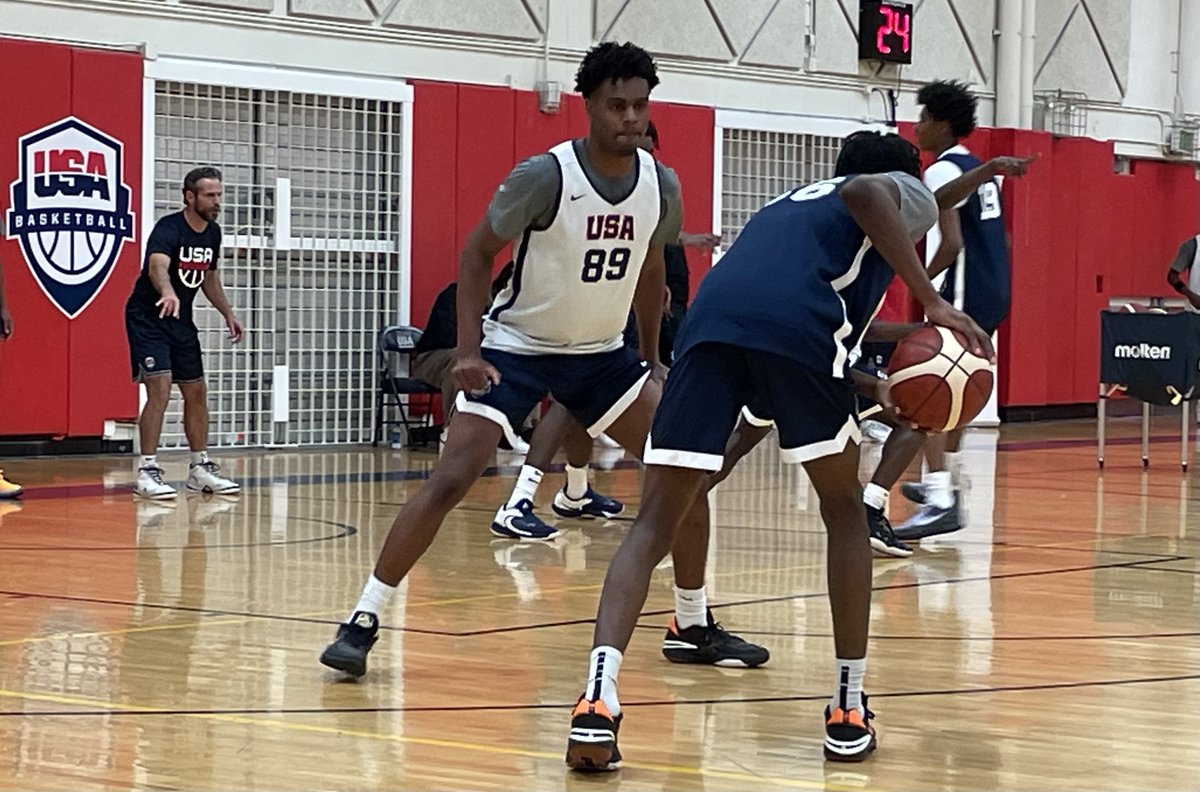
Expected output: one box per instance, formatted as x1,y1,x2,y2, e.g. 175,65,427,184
587,370,651,438
778,416,862,464
857,402,883,420
643,434,724,472
454,392,524,448
740,405,776,428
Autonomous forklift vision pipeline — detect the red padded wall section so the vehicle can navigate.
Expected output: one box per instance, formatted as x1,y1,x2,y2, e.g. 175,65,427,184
67,47,143,433
0,38,75,436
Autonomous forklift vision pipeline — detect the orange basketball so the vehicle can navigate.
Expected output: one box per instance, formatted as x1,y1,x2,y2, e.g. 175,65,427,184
887,326,994,433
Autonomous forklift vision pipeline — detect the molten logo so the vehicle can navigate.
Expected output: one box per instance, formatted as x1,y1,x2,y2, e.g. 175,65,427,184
1113,343,1171,360
5,117,135,318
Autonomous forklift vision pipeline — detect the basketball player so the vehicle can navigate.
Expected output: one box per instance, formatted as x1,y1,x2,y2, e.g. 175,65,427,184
126,167,243,500
565,132,1032,770
890,80,1014,541
489,119,717,542
0,248,20,499
320,42,768,678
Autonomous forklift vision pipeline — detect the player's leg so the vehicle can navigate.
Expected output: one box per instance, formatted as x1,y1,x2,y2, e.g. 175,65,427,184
492,401,624,540
707,406,774,490
765,356,876,762
128,307,177,500
894,428,963,541
862,409,924,557
566,343,745,772
172,324,239,495
319,351,543,677
581,351,768,667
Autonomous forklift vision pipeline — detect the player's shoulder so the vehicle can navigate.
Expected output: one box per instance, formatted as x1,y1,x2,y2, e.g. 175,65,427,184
506,152,561,187
654,160,681,199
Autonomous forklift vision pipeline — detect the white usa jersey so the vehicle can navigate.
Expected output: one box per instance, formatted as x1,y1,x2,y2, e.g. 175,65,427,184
482,141,662,355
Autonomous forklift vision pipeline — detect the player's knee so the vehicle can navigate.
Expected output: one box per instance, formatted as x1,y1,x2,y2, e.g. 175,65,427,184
818,481,866,526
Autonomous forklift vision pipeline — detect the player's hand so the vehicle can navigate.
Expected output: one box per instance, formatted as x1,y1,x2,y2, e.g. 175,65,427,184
924,298,996,362
871,378,893,411
662,285,673,317
453,353,501,394
157,292,181,319
225,314,245,343
0,305,11,340
1186,290,1200,311
679,231,721,251
987,154,1038,178
649,360,669,385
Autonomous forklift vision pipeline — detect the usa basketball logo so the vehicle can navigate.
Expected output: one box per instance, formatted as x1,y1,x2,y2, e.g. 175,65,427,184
5,117,135,318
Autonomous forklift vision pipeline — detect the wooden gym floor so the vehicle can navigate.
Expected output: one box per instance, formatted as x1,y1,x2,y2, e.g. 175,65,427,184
0,415,1197,791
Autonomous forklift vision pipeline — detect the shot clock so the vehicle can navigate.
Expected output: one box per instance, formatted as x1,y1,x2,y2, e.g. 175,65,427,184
858,1,914,64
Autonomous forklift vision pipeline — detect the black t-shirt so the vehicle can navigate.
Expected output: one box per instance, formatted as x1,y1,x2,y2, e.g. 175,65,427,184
129,211,221,321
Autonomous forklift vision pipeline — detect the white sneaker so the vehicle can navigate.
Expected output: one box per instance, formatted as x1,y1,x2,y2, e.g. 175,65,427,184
135,465,177,500
186,461,241,494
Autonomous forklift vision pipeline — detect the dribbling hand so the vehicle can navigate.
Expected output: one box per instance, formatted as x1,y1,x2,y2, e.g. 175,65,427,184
453,354,501,394
924,298,996,363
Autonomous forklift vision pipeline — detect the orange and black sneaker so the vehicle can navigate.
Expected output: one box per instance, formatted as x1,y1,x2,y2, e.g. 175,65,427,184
565,697,622,772
823,696,877,762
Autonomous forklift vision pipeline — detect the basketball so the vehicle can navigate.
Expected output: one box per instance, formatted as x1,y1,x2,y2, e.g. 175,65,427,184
886,326,995,433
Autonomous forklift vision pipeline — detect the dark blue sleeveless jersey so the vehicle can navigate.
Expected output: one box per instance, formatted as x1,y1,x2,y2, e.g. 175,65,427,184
676,174,931,380
937,149,1010,332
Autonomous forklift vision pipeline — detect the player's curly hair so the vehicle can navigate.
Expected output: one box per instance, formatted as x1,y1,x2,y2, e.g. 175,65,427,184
575,41,659,98
183,166,223,196
917,80,978,139
835,131,921,178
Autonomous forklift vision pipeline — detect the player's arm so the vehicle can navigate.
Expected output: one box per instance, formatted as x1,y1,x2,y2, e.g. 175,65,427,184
925,208,962,281
840,175,994,360
200,272,244,343
849,366,892,406
864,320,925,342
632,243,666,373
147,253,180,319
1167,239,1200,309
931,155,1036,211
456,221,508,391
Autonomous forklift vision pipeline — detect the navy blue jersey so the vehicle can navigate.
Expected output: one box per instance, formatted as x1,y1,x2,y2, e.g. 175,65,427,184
676,172,936,379
933,148,1010,331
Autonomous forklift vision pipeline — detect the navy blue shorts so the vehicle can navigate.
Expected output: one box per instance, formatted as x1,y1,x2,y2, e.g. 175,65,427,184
125,302,204,383
646,342,860,471
743,350,888,426
456,346,649,442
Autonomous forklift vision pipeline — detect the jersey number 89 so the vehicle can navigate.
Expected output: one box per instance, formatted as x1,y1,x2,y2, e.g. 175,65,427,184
581,247,631,283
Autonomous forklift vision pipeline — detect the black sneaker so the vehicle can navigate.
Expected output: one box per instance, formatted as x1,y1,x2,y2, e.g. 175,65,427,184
824,695,877,762
566,697,622,772
661,608,769,667
900,482,928,504
893,494,962,541
319,611,379,677
866,505,914,558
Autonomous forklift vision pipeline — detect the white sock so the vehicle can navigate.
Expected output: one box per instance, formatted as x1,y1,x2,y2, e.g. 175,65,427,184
924,470,954,509
506,464,544,508
585,645,623,716
863,482,889,511
565,464,589,499
832,657,866,715
674,585,708,630
190,450,209,466
351,574,397,620
139,455,157,470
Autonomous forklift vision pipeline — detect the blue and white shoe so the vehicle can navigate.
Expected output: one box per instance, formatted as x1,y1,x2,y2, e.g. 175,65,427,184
490,498,560,541
551,486,624,519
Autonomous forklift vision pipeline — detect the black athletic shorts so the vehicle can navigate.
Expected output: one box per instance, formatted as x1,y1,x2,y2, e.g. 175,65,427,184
125,301,204,383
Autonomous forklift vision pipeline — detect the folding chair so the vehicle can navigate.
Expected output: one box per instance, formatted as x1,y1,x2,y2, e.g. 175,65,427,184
373,325,440,448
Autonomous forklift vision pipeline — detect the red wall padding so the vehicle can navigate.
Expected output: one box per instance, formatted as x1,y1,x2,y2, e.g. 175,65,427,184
409,80,715,328
0,38,141,437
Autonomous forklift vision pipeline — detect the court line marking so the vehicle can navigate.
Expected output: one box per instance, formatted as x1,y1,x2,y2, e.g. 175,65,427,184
0,687,865,791
0,550,1185,647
